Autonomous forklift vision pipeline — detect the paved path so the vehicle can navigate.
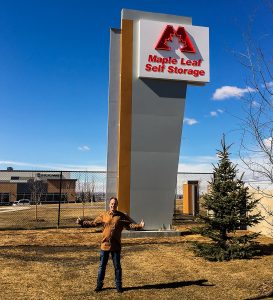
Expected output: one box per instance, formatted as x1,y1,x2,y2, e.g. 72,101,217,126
0,206,31,213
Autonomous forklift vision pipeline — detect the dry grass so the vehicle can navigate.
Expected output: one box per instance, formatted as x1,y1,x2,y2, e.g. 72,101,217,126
0,227,273,300
0,203,105,229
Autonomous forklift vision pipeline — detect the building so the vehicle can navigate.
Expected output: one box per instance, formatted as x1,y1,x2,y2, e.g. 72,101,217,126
0,169,77,204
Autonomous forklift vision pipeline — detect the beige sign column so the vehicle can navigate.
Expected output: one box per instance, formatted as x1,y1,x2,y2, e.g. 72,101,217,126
116,19,133,214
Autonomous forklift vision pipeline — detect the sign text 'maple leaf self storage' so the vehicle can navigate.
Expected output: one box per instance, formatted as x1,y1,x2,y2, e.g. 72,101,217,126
138,19,210,84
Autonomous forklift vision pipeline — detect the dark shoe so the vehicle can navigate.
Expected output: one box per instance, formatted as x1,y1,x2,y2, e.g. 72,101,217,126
116,287,123,293
94,286,102,292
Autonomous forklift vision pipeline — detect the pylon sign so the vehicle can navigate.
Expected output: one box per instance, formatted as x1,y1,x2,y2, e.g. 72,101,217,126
138,20,209,83
106,9,210,230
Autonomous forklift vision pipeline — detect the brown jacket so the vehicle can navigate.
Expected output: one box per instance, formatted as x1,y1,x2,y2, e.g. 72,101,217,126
81,210,142,251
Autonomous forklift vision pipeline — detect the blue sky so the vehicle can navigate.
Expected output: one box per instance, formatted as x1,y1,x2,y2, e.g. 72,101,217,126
0,0,272,172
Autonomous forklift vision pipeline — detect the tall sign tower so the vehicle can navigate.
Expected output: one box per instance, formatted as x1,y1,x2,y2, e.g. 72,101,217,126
106,9,209,229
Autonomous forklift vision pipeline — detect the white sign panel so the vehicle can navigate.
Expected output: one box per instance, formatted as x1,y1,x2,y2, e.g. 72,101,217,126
138,19,210,83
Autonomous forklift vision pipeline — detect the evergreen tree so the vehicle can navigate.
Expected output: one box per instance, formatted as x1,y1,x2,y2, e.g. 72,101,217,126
194,136,263,261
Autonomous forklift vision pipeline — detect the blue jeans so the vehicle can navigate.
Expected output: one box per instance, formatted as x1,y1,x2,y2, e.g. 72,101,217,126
97,250,122,289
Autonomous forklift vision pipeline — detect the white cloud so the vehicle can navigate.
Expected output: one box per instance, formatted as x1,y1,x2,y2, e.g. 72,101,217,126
78,145,90,151
209,109,224,117
263,137,272,148
178,162,213,173
179,155,218,171
180,155,218,163
251,101,260,107
183,118,198,125
263,81,273,89
177,155,273,192
212,86,256,100
0,160,106,171
178,155,217,173
178,156,267,192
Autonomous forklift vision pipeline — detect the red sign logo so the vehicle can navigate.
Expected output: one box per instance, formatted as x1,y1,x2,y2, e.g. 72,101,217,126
155,25,196,53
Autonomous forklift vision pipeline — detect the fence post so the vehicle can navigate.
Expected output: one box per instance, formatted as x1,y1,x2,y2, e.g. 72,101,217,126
57,171,63,229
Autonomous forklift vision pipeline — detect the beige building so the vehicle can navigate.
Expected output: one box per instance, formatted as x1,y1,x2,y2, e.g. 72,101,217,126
0,170,77,204
249,189,273,238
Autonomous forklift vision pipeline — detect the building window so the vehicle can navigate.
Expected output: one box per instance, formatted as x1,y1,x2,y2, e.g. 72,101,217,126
17,194,32,201
0,193,10,203
46,193,67,203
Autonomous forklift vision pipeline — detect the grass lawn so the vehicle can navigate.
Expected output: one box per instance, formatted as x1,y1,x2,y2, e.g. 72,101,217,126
0,203,105,229
0,227,273,300
0,200,183,230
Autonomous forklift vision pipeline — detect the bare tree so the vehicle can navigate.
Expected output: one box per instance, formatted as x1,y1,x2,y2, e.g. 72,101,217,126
237,2,273,234
90,178,96,203
77,173,92,217
239,45,273,185
28,178,47,221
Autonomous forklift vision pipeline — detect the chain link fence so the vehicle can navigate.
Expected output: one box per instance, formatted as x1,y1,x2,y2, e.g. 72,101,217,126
0,170,106,230
0,170,213,230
